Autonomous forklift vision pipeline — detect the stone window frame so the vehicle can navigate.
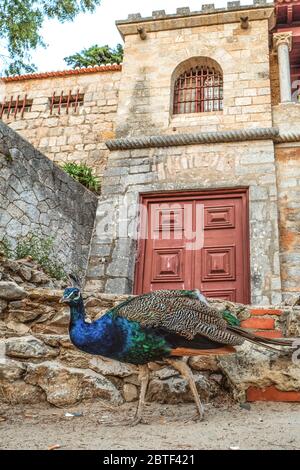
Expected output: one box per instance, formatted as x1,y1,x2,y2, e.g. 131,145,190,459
171,57,223,116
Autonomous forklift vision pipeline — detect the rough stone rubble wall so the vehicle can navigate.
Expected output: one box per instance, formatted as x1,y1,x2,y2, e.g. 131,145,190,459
0,69,121,176
0,283,299,406
0,122,98,274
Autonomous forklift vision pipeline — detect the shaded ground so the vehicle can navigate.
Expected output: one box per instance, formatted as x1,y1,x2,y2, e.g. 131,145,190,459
0,401,299,450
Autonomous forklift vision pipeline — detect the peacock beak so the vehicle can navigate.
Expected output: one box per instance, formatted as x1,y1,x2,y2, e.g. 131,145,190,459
59,297,69,304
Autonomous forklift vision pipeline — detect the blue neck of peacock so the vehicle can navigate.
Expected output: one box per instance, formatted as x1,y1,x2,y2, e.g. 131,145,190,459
69,296,86,328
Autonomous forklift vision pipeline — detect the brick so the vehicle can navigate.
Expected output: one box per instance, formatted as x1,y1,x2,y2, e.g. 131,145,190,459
250,309,283,316
247,386,300,402
254,330,283,339
240,318,275,330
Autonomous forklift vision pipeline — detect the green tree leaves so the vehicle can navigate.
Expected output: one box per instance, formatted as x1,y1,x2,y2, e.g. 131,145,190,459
0,0,101,75
64,44,123,68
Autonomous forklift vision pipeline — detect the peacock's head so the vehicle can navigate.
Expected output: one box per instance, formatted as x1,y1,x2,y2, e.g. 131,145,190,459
60,287,82,306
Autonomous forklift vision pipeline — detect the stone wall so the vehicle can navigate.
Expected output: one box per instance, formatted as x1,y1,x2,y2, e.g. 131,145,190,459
272,104,300,300
0,278,299,406
269,54,280,107
88,140,281,305
116,7,274,138
0,122,98,275
0,66,121,176
275,146,300,301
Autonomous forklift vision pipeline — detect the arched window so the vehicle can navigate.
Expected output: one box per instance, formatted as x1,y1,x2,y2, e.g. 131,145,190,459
173,63,223,115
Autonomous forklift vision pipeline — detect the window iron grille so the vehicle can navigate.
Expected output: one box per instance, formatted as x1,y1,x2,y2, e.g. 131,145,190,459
173,66,223,115
49,90,84,115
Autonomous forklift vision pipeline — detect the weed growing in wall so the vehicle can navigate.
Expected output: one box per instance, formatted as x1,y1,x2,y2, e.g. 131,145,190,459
0,233,67,281
62,162,101,194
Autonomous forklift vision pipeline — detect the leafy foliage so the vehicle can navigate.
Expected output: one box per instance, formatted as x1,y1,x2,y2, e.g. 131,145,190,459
62,162,101,193
64,44,123,68
0,233,66,280
0,236,13,258
0,0,101,75
15,233,66,280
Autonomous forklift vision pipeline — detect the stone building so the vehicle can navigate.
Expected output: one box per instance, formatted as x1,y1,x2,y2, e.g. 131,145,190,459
1,1,300,305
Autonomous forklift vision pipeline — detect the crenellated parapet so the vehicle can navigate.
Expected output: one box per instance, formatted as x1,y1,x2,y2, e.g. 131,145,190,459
117,2,275,38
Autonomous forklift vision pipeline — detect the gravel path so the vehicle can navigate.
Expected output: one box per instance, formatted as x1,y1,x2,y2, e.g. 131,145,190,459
0,401,299,450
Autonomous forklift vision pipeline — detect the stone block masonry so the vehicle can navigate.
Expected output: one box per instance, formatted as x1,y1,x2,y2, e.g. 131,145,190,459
275,146,300,302
88,139,282,305
0,122,98,275
0,66,121,176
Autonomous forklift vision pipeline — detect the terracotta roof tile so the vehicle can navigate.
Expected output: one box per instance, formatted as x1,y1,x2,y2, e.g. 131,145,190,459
1,64,122,82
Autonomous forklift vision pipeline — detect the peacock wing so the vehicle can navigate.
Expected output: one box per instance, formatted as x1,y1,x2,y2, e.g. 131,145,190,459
112,290,243,346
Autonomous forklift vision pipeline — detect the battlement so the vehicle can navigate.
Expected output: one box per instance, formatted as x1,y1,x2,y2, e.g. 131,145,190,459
116,2,275,38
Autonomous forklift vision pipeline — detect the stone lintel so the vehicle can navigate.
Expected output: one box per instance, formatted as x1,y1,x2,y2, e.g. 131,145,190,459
117,4,274,38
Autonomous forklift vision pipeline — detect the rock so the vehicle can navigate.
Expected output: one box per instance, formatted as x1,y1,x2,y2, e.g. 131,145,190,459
219,343,300,402
89,356,137,378
59,347,91,369
0,281,27,300
148,362,163,372
5,336,59,359
31,271,49,284
0,357,26,381
36,334,70,348
8,309,42,323
284,309,300,337
210,373,223,385
6,321,30,335
189,355,220,372
123,383,138,402
59,349,137,380
25,362,124,406
18,266,32,282
0,299,7,315
32,307,69,334
153,366,178,380
123,374,140,386
0,358,45,404
147,373,218,404
27,289,63,302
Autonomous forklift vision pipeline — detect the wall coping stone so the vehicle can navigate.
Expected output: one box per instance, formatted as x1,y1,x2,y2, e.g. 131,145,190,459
117,3,274,38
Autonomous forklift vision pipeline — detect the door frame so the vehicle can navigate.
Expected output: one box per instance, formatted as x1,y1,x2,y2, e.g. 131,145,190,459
134,187,250,303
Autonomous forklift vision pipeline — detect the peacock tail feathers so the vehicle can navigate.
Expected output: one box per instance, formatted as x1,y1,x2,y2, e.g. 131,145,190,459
222,309,241,327
112,290,244,347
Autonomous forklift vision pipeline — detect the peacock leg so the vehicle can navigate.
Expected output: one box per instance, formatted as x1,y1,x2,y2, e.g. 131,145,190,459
130,364,150,426
166,358,205,422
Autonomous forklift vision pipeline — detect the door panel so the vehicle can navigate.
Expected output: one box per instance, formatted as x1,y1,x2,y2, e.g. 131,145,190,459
134,189,250,304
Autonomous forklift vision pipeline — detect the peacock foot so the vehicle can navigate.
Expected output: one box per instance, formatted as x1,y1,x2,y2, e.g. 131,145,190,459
129,416,149,426
115,416,148,427
184,412,205,424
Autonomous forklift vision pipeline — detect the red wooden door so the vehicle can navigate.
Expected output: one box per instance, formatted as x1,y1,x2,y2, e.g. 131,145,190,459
134,189,250,304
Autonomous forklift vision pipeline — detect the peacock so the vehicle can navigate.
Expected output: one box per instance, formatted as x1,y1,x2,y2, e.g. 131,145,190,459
61,281,295,425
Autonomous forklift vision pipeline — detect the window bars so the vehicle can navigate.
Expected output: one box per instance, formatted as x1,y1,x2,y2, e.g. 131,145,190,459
0,95,32,119
173,66,223,115
49,90,84,115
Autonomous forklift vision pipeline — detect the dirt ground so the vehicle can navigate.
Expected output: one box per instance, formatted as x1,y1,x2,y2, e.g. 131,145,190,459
0,400,299,450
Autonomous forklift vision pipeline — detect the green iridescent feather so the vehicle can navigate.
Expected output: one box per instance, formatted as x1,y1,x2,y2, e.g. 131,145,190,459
222,309,241,326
